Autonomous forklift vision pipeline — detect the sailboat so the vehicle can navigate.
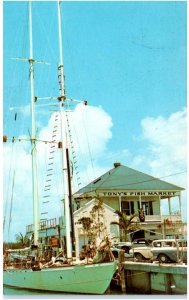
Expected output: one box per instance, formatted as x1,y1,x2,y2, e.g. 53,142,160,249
3,1,117,294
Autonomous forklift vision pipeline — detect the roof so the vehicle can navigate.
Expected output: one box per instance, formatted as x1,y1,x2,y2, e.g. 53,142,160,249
74,163,184,196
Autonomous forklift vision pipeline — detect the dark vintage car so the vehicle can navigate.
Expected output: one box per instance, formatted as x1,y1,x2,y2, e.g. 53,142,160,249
111,242,134,260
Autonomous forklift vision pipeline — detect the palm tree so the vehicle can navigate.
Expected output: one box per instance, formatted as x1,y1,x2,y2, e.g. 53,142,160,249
111,210,140,242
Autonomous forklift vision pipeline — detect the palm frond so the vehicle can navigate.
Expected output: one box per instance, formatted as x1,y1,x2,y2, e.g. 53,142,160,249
110,221,123,228
112,210,141,241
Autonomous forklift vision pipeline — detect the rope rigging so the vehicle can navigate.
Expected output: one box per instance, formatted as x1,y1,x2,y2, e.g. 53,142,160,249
3,113,18,242
8,170,16,239
82,108,96,181
40,112,61,220
65,111,82,190
3,142,15,232
60,11,96,187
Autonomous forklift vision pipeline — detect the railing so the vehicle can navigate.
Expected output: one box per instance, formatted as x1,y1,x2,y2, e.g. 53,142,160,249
145,215,162,222
145,215,182,223
132,214,182,223
39,218,57,230
161,215,182,223
26,218,57,233
131,215,162,223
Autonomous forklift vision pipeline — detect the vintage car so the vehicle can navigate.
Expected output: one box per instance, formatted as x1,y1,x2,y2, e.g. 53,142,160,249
129,245,153,261
128,239,156,261
111,242,134,260
151,239,187,263
113,242,132,253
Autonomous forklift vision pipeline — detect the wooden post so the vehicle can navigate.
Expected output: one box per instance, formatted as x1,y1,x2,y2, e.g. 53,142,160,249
178,194,182,216
168,197,171,215
118,250,126,292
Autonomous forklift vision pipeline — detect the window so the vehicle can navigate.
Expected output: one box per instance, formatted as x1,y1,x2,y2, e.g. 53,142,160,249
137,201,153,215
164,241,173,247
153,241,161,247
178,241,187,247
121,201,134,215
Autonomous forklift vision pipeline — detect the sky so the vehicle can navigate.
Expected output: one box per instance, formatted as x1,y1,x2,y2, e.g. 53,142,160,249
3,0,187,242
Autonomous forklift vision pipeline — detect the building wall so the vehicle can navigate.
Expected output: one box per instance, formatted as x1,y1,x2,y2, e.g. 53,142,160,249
78,196,161,216
102,197,120,211
74,200,119,257
75,192,185,243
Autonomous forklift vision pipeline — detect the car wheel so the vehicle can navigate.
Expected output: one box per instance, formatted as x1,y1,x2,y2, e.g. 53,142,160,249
158,254,169,263
134,253,144,261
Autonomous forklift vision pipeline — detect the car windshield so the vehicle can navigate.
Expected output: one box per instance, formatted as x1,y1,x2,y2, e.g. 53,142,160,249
178,241,187,247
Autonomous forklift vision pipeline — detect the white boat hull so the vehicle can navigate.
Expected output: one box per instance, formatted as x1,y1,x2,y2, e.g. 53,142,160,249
3,262,117,294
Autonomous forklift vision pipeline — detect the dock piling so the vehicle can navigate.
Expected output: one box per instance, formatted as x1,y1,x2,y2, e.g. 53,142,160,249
118,250,126,292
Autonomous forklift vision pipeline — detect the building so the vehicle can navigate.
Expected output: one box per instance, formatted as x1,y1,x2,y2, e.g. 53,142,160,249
25,162,186,258
26,217,65,258
73,163,185,243
74,198,119,257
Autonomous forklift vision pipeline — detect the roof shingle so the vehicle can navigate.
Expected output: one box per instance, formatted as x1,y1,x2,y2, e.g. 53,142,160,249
75,164,184,195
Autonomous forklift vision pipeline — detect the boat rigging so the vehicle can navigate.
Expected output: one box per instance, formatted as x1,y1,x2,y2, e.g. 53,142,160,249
3,1,117,294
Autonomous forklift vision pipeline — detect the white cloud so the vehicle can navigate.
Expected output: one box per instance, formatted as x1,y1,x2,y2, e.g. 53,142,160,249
140,107,186,185
133,107,187,219
3,140,33,241
71,103,113,156
65,104,113,185
3,104,187,241
3,104,113,241
10,104,31,118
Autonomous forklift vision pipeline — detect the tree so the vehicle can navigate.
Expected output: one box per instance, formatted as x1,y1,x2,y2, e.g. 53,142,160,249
15,232,30,248
90,199,107,240
77,199,107,243
111,210,140,242
77,217,94,242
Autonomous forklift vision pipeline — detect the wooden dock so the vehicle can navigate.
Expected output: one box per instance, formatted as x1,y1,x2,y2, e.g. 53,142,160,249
122,261,187,295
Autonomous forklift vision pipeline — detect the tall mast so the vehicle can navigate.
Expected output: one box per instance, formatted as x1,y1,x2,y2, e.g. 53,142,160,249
57,0,72,258
29,1,39,246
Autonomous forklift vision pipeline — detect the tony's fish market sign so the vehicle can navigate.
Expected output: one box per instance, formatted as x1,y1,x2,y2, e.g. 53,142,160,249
100,191,178,197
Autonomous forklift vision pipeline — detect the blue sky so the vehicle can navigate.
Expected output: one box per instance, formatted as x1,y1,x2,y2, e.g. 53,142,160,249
3,1,187,241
